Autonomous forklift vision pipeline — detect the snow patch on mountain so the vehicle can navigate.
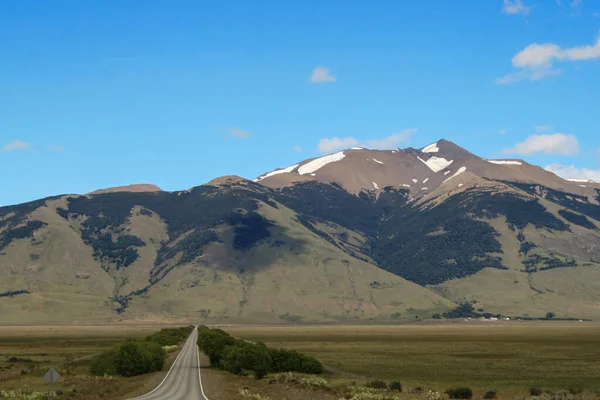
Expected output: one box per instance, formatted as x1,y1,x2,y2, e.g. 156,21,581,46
444,166,467,183
402,184,411,188
423,178,429,183
298,151,346,175
351,147,364,150
444,170,451,175
373,181,379,189
488,160,522,166
372,158,384,165
568,178,597,183
422,142,439,153
256,163,299,181
412,179,418,183
418,156,454,173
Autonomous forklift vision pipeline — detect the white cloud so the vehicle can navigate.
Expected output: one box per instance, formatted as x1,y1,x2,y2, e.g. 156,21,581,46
502,133,580,155
310,66,336,84
48,145,64,152
497,34,600,83
293,145,303,153
228,128,253,139
502,0,530,15
499,128,512,135
316,129,417,153
317,137,359,153
2,140,31,152
545,163,600,181
534,125,554,132
593,12,600,17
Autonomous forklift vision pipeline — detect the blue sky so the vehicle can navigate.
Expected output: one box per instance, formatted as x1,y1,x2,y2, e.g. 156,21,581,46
1,0,599,206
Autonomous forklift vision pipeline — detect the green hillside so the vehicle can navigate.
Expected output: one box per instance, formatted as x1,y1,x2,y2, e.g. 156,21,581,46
1,176,600,323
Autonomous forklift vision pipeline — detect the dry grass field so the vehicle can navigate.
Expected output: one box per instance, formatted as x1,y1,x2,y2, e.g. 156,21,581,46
218,322,600,396
0,325,180,399
2,323,600,400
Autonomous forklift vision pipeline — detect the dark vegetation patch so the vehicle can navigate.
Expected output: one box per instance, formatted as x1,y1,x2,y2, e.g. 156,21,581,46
504,182,600,222
56,207,69,220
294,215,340,249
433,303,504,320
197,326,323,379
0,196,56,253
558,209,597,230
372,191,513,285
0,220,47,252
226,210,274,250
446,387,473,399
275,183,571,285
0,289,30,298
274,181,380,239
522,254,577,272
520,242,537,255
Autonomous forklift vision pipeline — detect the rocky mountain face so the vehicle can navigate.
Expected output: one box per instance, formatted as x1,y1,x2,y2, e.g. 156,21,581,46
1,140,600,324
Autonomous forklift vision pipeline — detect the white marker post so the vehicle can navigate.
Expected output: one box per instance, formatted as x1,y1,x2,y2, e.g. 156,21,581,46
44,368,60,398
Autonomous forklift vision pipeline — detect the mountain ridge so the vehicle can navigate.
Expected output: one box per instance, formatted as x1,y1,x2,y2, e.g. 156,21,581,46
2,139,600,324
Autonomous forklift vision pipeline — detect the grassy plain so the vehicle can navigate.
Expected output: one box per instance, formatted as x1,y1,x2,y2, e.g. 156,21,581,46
0,325,178,399
222,322,600,394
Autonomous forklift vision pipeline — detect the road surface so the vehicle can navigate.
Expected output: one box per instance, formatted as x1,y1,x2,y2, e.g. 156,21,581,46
130,327,209,400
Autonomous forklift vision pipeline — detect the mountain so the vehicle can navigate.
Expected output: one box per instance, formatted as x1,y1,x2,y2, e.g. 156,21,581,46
2,140,600,324
88,184,163,195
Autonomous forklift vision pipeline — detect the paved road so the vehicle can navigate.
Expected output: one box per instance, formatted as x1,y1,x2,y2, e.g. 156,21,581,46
130,327,209,400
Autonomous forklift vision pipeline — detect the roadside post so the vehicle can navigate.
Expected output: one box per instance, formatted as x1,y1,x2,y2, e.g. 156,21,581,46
44,368,60,398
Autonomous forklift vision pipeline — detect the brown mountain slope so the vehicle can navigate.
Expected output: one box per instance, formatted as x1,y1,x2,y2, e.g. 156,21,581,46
257,139,598,200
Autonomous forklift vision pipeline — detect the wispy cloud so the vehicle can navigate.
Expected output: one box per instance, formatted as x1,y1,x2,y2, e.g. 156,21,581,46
534,125,554,132
502,133,580,155
496,33,600,83
317,137,359,153
316,129,417,153
498,128,513,135
293,145,303,153
310,66,336,84
227,128,253,139
593,12,600,17
545,163,600,181
48,145,64,152
2,140,32,152
502,0,531,15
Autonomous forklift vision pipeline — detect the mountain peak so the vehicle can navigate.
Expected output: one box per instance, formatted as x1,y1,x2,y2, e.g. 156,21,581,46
88,184,162,195
207,175,250,186
417,139,474,158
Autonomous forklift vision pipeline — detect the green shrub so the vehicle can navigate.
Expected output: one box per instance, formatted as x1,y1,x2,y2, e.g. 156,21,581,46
366,380,388,389
300,356,323,374
567,387,583,395
222,344,273,379
389,381,403,392
146,326,194,346
530,386,543,396
197,328,239,367
483,390,497,399
91,349,118,376
269,348,304,372
114,341,165,377
446,387,473,399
